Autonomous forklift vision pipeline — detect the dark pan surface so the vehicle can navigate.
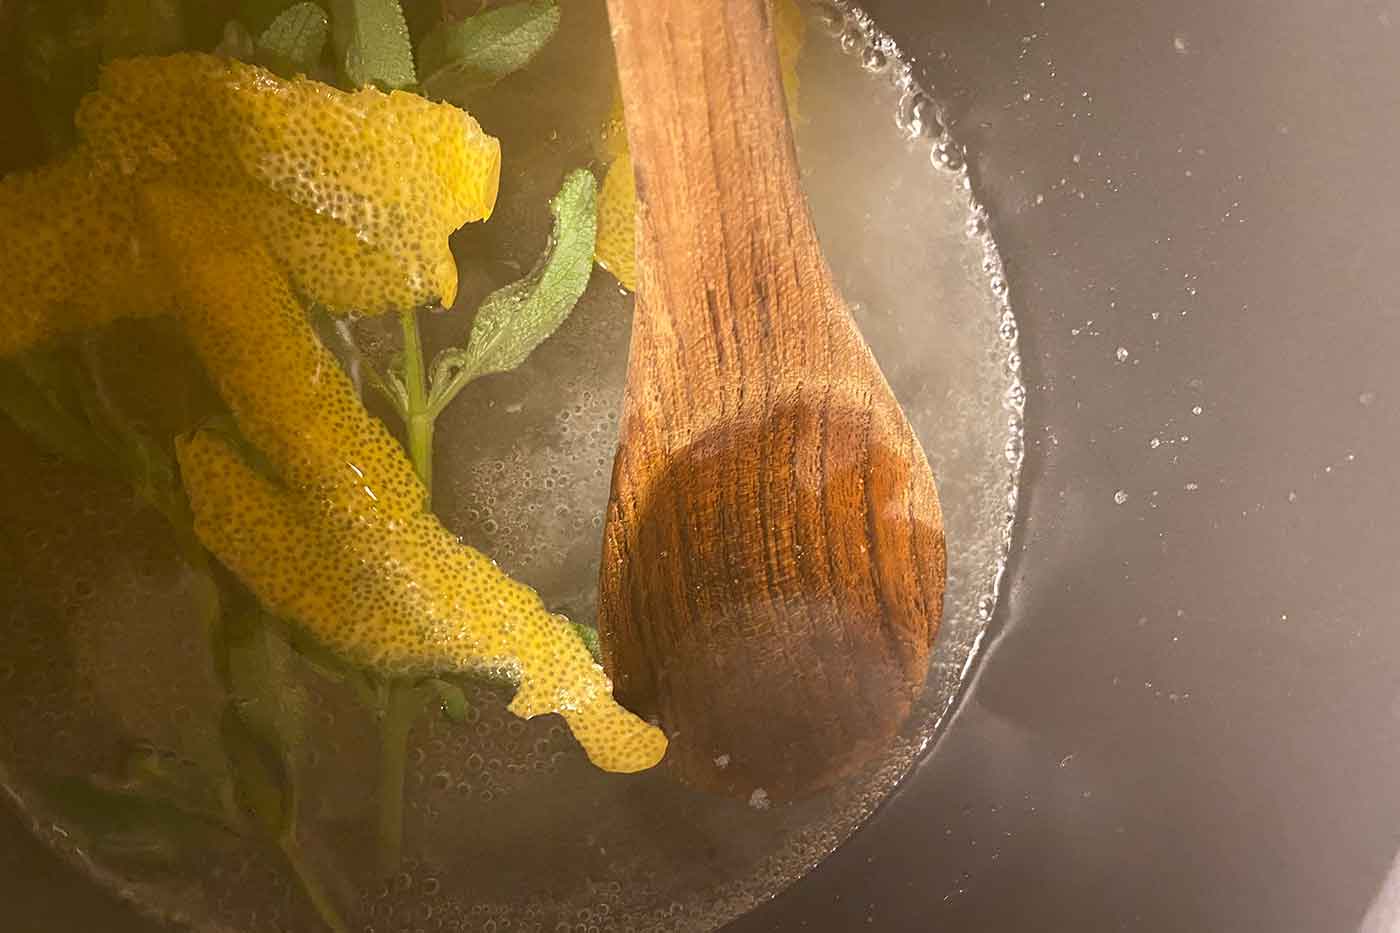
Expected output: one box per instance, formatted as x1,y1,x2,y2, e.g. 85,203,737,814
8,0,1400,930
734,0,1400,930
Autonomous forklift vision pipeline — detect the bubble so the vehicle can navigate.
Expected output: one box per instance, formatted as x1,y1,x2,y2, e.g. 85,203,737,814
931,139,965,172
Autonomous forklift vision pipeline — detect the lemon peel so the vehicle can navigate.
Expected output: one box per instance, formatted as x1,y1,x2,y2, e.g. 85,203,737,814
141,183,426,518
0,151,168,357
177,428,666,773
76,53,500,312
0,52,501,356
0,54,665,774
149,180,665,774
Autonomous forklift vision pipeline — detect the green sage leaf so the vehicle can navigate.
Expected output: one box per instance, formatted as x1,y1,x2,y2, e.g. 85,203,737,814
257,2,329,73
569,622,602,665
451,168,597,391
330,0,417,89
417,0,560,101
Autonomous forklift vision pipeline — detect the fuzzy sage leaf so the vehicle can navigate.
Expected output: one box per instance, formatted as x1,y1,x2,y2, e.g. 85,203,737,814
417,0,561,102
330,0,416,89
257,2,330,74
429,168,597,414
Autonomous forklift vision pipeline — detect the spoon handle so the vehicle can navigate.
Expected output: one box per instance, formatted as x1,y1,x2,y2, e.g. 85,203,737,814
605,0,848,405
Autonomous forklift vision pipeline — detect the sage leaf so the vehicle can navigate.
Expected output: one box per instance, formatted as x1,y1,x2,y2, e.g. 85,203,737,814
257,2,330,74
436,168,595,408
0,358,111,470
214,19,258,61
423,678,469,722
239,0,302,34
569,622,602,665
221,707,295,840
19,0,103,152
42,775,230,869
225,612,308,756
418,0,560,101
100,0,185,62
330,0,417,89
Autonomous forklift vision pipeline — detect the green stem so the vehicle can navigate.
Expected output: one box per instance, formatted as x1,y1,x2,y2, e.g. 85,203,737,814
399,311,434,504
374,311,436,876
376,682,425,877
282,838,351,933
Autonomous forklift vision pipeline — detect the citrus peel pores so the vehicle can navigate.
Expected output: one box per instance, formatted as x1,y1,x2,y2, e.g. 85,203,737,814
77,53,500,312
593,0,805,291
0,52,501,358
0,54,666,774
176,426,667,774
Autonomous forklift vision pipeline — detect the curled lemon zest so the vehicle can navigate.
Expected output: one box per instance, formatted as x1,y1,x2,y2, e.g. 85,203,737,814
0,54,666,774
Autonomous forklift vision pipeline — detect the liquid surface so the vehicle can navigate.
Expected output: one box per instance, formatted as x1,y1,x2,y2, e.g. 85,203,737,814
0,2,1023,930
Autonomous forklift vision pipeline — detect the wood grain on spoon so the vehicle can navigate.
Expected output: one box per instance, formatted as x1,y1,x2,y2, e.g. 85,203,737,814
600,0,946,800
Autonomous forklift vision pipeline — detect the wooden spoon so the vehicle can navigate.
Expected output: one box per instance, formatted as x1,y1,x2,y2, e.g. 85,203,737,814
599,0,946,800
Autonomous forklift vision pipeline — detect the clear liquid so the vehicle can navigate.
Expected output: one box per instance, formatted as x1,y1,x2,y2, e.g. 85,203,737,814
0,2,1023,930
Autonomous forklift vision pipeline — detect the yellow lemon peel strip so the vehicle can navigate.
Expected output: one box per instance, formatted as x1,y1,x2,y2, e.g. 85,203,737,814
76,53,500,312
0,151,168,357
140,183,426,518
177,429,666,773
0,52,501,356
143,178,665,774
0,54,664,774
593,0,805,292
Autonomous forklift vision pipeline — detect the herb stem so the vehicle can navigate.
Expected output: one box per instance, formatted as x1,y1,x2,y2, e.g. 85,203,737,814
399,311,434,503
376,681,426,876
374,310,438,876
282,838,351,933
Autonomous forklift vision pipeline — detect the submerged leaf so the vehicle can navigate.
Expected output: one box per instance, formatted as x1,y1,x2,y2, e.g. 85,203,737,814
330,0,417,89
18,0,104,154
221,706,295,840
224,611,308,756
423,678,469,722
42,775,231,870
568,621,602,665
239,0,303,34
418,0,560,101
100,0,185,61
444,168,597,399
214,19,258,61
257,2,330,74
0,357,110,469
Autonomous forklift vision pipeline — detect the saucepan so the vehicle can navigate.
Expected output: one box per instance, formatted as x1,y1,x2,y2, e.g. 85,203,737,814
2,0,1398,931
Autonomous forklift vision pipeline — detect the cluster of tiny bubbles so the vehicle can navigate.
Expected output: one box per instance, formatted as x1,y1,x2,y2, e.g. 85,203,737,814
811,0,1025,685
436,272,633,621
406,679,570,810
